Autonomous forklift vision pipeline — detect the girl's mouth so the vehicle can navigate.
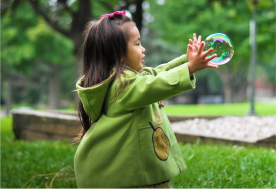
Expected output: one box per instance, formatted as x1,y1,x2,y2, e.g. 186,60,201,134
142,55,145,63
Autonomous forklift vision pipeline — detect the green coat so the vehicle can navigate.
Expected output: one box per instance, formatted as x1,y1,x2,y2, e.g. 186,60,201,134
74,54,196,188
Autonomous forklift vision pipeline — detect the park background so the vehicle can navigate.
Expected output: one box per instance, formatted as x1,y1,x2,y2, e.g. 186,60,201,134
1,0,276,188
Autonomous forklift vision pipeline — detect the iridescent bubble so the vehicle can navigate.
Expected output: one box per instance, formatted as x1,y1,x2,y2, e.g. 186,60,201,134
203,33,234,65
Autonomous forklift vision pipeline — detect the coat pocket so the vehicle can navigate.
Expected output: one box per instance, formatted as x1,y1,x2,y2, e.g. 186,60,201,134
138,125,175,185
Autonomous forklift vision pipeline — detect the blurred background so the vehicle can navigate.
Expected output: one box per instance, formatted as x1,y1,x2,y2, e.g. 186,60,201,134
1,0,275,115
1,1,276,188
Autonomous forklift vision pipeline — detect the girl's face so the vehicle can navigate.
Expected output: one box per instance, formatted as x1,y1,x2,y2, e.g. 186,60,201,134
125,26,146,72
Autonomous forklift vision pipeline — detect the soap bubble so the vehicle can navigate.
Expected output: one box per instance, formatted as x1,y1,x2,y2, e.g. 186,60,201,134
203,33,234,65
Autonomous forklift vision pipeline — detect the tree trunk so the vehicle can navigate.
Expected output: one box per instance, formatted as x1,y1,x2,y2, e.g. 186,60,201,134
48,65,60,110
5,80,12,116
132,0,143,31
232,71,248,102
223,83,232,103
217,66,248,103
217,66,234,103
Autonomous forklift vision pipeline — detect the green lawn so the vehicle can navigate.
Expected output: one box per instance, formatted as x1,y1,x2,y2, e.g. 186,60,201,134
172,143,276,188
4,102,276,116
1,117,77,188
1,116,276,188
164,102,276,116
1,116,12,134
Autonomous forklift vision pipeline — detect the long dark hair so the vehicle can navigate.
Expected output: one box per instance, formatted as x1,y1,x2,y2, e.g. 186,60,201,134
75,14,134,142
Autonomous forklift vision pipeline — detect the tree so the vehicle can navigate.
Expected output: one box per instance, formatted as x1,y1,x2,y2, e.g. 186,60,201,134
146,0,275,103
0,0,147,112
1,1,74,111
26,0,145,106
1,1,38,114
252,0,276,95
25,0,145,74
27,17,74,109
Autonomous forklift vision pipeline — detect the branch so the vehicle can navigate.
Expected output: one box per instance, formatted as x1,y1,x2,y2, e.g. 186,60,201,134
28,0,71,38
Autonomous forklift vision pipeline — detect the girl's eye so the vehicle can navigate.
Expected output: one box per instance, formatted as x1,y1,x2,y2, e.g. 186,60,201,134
136,43,140,46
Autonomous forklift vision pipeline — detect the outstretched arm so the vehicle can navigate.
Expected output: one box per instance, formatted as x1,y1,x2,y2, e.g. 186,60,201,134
143,54,189,76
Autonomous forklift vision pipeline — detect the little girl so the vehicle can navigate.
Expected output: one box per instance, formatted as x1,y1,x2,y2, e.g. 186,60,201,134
74,10,217,188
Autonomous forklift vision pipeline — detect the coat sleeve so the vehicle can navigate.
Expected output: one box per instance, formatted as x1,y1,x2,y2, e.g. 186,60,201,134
142,54,189,76
115,62,196,111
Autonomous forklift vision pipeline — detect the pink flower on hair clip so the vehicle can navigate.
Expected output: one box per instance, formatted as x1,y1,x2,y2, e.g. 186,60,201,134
100,10,126,19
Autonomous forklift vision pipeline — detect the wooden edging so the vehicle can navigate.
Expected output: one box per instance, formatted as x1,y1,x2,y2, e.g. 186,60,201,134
167,114,222,122
11,110,275,149
12,110,81,143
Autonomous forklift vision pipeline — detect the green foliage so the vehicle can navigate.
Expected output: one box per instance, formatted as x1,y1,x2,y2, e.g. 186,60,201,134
142,29,183,68
192,66,223,94
1,1,75,105
145,0,275,102
1,1,74,75
1,2,38,74
144,0,254,101
255,0,276,85
26,17,74,65
93,0,120,19
164,102,276,116
148,0,275,69
166,0,251,69
149,0,251,57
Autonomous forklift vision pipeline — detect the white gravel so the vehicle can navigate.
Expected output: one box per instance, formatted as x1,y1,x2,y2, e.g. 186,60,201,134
171,116,276,143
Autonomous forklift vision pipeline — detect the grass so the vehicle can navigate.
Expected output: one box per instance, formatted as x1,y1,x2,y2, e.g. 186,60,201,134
1,116,276,188
1,116,12,134
4,102,276,117
1,117,78,188
164,102,276,116
172,142,276,188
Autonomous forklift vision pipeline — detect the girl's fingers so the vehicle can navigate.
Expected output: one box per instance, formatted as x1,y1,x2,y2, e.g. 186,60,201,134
193,33,197,45
197,35,202,44
197,41,205,55
188,44,194,51
206,62,219,69
187,44,193,53
205,54,217,62
189,39,193,45
202,47,213,57
193,44,199,53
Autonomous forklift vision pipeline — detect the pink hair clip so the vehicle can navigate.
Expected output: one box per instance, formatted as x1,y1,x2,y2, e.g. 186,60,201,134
100,10,126,19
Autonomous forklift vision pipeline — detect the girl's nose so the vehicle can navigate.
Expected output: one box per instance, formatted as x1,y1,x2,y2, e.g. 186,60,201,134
142,46,146,53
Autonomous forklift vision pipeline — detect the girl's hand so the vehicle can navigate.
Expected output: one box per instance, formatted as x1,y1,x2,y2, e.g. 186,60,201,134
187,41,218,76
187,33,202,59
